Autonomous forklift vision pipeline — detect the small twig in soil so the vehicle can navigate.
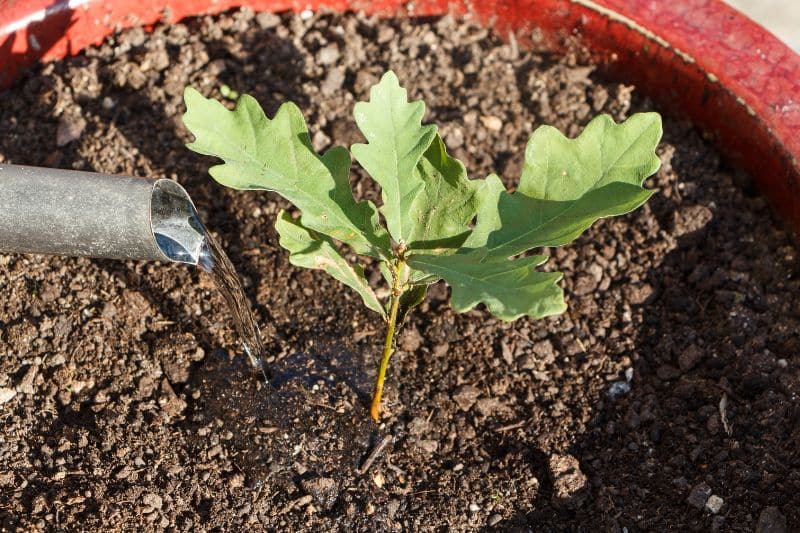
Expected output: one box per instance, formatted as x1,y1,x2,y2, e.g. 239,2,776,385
495,420,527,433
307,402,337,411
358,434,393,475
575,337,588,353
281,495,313,514
353,329,377,342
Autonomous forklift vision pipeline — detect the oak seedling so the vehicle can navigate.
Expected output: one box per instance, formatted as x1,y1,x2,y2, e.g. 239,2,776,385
182,71,662,421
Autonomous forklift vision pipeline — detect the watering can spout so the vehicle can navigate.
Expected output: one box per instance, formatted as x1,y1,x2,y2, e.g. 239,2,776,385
0,164,207,264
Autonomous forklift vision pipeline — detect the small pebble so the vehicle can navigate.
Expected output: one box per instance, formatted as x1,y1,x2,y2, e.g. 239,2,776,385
255,12,280,29
142,493,163,510
317,44,340,65
294,494,313,507
386,499,400,519
480,115,502,131
301,477,339,510
705,495,723,514
625,367,634,381
56,115,86,146
549,454,588,509
207,59,226,75
17,366,38,395
418,440,439,454
207,445,223,458
756,506,787,533
377,26,395,43
0,387,16,405
672,477,689,491
452,385,480,411
468,503,480,512
686,482,712,510
608,381,631,398
321,68,345,95
678,344,705,371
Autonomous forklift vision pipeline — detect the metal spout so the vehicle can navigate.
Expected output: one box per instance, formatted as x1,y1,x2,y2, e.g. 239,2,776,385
0,164,206,264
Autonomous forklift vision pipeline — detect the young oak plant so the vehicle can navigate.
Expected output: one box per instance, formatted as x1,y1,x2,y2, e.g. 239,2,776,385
182,71,662,421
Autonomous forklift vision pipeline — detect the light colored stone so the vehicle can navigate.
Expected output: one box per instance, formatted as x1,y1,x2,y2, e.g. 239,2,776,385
17,366,38,394
317,44,340,65
705,495,724,514
0,387,16,405
321,68,345,96
480,115,503,131
56,114,87,146
418,439,439,454
142,492,163,510
549,453,588,509
452,385,480,411
255,12,280,29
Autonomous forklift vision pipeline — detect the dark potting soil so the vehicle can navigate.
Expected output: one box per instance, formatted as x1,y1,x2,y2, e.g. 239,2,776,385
0,9,798,532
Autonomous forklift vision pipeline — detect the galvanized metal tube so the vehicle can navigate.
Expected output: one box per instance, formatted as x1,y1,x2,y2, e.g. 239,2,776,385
0,164,206,264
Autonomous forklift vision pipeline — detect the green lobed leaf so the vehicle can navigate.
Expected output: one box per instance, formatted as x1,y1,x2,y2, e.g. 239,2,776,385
462,174,508,250
519,112,662,199
407,254,566,321
182,87,390,259
274,210,387,320
405,134,479,253
467,114,661,255
411,113,662,320
466,176,653,257
351,71,438,244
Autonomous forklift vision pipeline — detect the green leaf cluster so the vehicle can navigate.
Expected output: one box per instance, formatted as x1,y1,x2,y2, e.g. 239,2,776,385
183,71,661,323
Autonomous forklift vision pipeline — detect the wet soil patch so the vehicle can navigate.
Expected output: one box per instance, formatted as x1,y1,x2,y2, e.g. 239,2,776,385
1,9,798,531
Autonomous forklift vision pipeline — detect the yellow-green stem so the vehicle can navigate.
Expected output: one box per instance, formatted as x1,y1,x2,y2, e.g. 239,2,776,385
370,261,404,421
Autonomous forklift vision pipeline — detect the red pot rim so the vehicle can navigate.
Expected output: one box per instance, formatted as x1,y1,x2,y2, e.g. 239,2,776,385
2,0,799,232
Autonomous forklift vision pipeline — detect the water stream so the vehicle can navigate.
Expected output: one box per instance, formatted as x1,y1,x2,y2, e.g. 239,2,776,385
197,233,269,384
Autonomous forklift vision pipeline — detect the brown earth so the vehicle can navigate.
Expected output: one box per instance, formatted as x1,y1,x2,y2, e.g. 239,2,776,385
0,9,797,532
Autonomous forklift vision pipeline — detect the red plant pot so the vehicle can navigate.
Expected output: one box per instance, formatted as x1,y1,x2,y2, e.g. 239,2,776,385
1,0,799,232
